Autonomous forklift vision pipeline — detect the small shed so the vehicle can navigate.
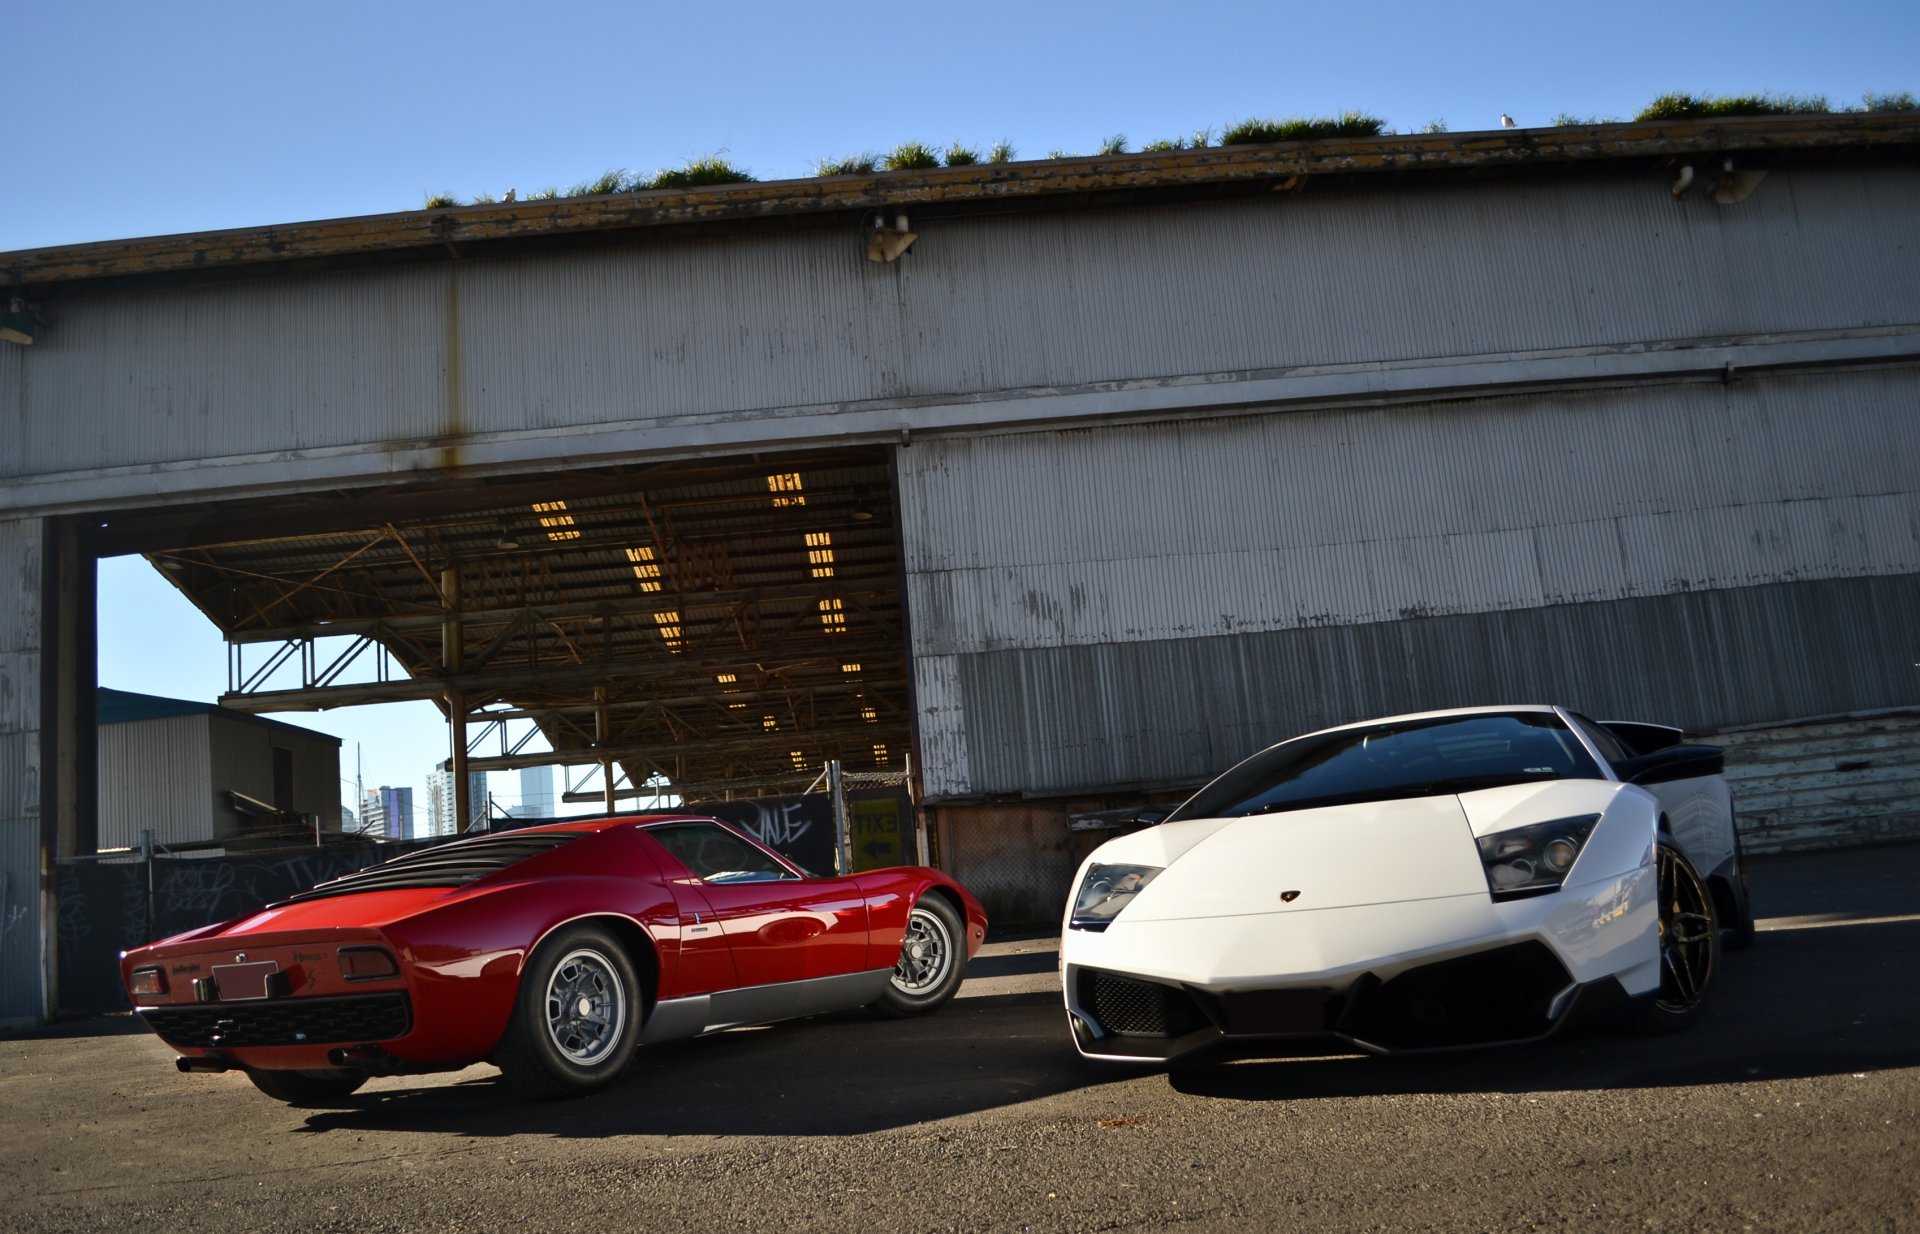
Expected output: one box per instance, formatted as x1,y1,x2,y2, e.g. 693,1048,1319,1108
96,689,343,850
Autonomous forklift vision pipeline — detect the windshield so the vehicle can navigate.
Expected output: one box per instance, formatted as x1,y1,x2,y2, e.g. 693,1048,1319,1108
1165,711,1602,822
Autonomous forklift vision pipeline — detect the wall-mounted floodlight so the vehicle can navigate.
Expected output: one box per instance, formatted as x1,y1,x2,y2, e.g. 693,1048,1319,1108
1,297,41,345
1713,158,1767,205
866,212,917,263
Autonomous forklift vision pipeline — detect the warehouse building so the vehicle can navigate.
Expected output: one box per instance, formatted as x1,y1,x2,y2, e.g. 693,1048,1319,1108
3,114,1918,1023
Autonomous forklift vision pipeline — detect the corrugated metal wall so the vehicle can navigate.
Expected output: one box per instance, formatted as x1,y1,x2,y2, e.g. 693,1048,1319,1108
96,716,212,850
0,518,44,1026
900,368,1920,799
1719,713,1920,854
4,166,1917,500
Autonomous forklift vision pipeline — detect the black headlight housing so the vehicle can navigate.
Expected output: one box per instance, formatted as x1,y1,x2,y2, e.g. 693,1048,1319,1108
1069,863,1165,931
1476,815,1599,901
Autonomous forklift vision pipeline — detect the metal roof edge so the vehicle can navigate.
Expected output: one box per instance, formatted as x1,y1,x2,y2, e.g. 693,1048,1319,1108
6,114,1917,290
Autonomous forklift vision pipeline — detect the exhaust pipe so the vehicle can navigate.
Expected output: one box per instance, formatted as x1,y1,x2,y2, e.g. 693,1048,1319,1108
175,1055,230,1074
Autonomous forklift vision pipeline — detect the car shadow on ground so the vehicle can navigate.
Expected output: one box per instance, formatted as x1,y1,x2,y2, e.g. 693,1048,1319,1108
295,990,1109,1139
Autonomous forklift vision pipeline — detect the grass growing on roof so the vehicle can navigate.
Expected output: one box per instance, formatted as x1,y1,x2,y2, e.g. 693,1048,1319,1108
1097,134,1129,155
424,192,461,209
883,141,941,171
566,169,631,197
1860,91,1917,111
1635,92,1830,120
942,142,982,166
646,156,756,189
815,153,879,177
1219,110,1385,145
1551,113,1621,126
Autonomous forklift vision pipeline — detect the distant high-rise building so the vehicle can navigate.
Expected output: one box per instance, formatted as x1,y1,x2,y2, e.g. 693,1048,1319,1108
426,767,488,835
518,765,556,819
361,786,413,839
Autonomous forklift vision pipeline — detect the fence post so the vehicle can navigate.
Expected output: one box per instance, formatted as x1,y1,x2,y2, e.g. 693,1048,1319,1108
140,829,155,941
828,760,850,875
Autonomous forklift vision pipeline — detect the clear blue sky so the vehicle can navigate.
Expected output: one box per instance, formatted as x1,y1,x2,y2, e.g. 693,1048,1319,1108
29,0,1919,814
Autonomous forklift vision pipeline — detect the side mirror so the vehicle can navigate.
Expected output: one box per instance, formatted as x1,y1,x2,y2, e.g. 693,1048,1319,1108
1620,744,1724,785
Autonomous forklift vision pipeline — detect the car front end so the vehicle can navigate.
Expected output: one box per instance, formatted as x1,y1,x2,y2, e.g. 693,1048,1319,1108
1061,710,1673,1062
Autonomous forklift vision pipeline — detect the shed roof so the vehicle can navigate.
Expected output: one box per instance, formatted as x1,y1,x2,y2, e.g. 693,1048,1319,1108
98,687,343,744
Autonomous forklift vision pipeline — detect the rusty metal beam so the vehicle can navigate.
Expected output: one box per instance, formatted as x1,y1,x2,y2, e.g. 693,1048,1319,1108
8,116,1917,289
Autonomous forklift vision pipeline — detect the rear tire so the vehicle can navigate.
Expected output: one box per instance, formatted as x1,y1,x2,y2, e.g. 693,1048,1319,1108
870,896,968,1018
496,923,643,1100
1637,842,1720,1033
245,1067,367,1107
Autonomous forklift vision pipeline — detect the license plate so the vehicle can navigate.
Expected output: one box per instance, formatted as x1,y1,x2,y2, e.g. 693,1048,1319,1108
1222,988,1327,1034
211,961,279,1001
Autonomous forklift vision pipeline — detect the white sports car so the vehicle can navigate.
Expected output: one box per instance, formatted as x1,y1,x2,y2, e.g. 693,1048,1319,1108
1061,706,1753,1063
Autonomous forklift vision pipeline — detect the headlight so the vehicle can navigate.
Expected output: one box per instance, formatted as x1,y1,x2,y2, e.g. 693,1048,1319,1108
1476,815,1599,900
1069,863,1164,931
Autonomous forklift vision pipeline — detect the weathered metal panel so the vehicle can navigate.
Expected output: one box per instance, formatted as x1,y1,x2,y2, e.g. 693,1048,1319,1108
915,573,1920,800
5,166,1918,503
97,716,214,850
0,518,42,1025
898,368,1920,659
0,519,40,658
1719,714,1920,854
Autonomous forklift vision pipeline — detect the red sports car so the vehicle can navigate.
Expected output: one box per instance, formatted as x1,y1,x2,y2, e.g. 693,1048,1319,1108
119,814,988,1104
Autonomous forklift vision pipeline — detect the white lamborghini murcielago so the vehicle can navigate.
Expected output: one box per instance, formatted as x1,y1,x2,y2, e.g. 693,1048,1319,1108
1061,706,1754,1062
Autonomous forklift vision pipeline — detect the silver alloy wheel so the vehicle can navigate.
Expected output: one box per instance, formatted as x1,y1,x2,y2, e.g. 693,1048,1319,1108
891,905,954,994
544,947,627,1065
1652,845,1716,1014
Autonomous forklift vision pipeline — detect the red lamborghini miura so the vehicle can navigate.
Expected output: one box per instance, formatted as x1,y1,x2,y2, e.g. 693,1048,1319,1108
119,815,988,1104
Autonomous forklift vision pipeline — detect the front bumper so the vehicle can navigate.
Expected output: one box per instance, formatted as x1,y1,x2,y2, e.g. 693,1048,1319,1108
1068,943,1639,1060
1062,867,1658,1061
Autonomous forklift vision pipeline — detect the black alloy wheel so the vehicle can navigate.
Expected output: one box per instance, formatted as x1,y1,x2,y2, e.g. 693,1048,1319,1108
1638,841,1719,1033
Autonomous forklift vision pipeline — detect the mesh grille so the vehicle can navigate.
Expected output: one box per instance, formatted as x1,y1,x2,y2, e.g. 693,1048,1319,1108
281,831,584,902
1084,970,1210,1038
141,993,412,1049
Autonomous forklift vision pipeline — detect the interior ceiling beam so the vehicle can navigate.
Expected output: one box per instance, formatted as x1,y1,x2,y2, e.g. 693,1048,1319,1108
220,584,900,643
463,723,906,774
218,648,905,712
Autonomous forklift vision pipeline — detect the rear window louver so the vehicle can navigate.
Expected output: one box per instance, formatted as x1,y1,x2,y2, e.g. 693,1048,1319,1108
278,832,586,903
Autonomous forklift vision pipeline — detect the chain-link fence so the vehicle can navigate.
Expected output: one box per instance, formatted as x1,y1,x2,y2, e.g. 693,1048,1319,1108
933,801,1102,927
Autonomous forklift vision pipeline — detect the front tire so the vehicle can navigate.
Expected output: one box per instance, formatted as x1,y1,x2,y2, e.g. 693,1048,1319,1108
1637,841,1720,1033
245,1067,367,1107
870,896,968,1018
496,924,642,1099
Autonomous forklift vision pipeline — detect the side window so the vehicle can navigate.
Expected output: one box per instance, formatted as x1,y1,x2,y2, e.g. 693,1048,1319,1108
646,822,796,884
1568,713,1631,772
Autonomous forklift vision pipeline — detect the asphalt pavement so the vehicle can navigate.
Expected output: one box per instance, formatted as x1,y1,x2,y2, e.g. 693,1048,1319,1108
3,842,1916,1233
